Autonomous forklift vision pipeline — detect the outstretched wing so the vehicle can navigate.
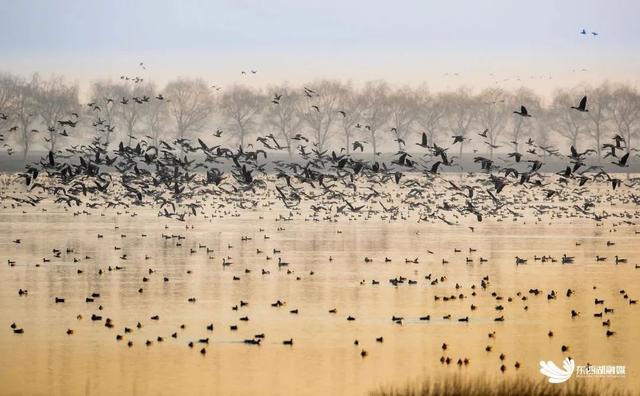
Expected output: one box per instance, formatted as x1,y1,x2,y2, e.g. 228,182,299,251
620,152,629,165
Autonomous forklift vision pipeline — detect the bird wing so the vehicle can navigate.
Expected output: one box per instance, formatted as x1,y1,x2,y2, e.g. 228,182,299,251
570,145,578,157
620,152,629,165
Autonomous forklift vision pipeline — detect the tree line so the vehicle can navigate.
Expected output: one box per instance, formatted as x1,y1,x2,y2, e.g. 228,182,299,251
1,72,638,161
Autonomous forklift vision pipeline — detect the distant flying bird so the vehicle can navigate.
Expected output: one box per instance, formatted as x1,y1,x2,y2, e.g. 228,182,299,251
611,152,630,168
514,106,532,117
612,134,626,149
416,132,429,148
352,141,365,152
571,96,588,112
580,29,587,35
452,135,467,144
478,129,488,138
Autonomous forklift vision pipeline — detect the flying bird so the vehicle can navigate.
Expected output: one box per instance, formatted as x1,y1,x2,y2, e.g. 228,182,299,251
416,132,429,148
571,96,588,112
612,152,630,168
352,141,365,152
452,135,467,144
514,106,532,117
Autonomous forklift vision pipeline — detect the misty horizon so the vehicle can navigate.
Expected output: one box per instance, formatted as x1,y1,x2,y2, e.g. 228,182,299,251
1,71,638,162
2,0,640,97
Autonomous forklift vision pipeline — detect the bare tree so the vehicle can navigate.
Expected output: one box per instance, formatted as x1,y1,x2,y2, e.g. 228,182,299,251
164,78,214,140
143,90,170,148
0,73,17,133
443,88,477,161
336,82,364,155
89,80,124,147
219,85,265,148
300,80,342,153
117,82,154,145
9,74,39,160
416,88,447,147
508,87,541,153
477,87,510,159
550,88,588,150
610,85,640,155
263,85,303,159
388,85,420,151
585,83,612,160
34,75,79,151
360,81,391,160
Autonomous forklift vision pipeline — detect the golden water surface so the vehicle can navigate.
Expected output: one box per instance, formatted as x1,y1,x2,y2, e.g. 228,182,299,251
0,196,639,395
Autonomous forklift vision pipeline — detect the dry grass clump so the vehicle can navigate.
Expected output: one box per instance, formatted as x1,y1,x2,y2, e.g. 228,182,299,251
371,374,631,396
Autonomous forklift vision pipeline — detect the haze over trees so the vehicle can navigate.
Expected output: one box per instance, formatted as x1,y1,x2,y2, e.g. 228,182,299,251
164,78,214,140
415,88,446,147
444,88,477,160
359,81,392,160
0,71,639,164
219,85,264,148
477,87,509,159
263,85,303,159
33,75,79,152
550,88,587,151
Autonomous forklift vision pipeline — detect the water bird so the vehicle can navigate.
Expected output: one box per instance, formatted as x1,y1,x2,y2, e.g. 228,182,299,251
571,96,588,112
513,106,531,117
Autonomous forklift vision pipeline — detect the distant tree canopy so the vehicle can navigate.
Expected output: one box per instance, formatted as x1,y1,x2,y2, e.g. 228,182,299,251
0,72,639,161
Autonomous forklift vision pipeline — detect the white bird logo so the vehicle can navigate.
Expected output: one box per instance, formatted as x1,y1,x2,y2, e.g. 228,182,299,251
539,358,575,383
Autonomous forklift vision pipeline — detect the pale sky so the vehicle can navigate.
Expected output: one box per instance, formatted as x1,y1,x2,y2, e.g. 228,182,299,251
1,0,639,96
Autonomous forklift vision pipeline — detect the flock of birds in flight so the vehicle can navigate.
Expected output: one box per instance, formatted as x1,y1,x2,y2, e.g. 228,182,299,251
1,79,636,227
3,27,640,385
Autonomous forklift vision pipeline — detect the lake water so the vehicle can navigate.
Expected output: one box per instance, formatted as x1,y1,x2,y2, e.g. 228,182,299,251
0,181,639,395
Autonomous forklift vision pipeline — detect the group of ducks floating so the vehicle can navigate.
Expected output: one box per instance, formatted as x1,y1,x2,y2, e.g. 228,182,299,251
5,210,639,374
